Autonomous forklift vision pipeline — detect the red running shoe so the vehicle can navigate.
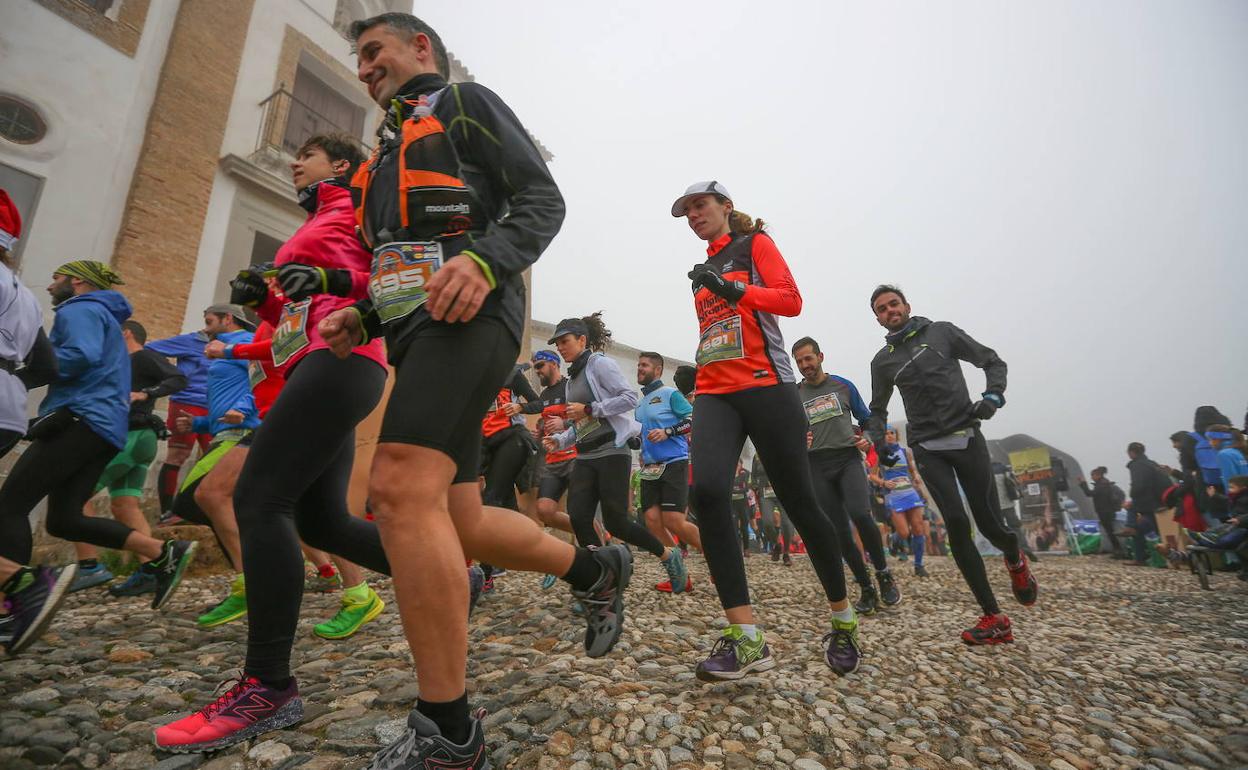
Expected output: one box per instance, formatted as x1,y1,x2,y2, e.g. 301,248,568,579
653,577,694,593
1005,554,1038,606
961,614,1014,645
154,676,302,753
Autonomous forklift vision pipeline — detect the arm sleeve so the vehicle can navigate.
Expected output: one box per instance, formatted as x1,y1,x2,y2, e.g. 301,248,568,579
254,292,285,327
738,234,802,317
845,378,872,424
226,338,274,361
670,391,694,419
52,308,105,379
946,322,1008,395
144,334,187,357
348,298,384,344
143,352,189,399
509,368,540,403
1078,481,1093,498
865,361,892,445
521,399,545,415
587,357,640,418
17,328,57,389
446,83,566,287
191,415,210,434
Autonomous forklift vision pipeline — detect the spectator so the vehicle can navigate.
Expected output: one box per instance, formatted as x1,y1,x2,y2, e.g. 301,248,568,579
1077,466,1126,557
1125,442,1168,565
1190,475,1248,561
1205,425,1248,492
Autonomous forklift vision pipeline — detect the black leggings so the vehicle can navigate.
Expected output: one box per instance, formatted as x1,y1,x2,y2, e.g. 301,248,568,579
234,351,389,683
0,429,22,460
809,448,889,588
569,453,665,558
481,426,530,511
759,496,794,552
912,431,1021,615
0,419,129,563
690,384,848,609
730,498,752,551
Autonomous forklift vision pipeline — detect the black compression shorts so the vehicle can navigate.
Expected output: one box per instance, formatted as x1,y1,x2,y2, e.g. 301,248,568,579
640,459,690,513
379,318,519,484
538,458,574,501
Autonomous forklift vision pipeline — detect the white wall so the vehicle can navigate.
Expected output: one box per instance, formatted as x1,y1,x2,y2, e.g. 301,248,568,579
0,1,180,315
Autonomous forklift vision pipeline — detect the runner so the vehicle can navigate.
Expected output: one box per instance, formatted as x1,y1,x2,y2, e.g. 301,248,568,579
730,460,753,556
751,454,792,565
481,365,541,513
865,285,1038,645
544,317,688,586
673,180,862,678
868,426,931,578
71,319,187,592
163,17,632,764
636,351,701,593
522,349,577,537
792,336,900,614
146,321,214,523
1,261,196,656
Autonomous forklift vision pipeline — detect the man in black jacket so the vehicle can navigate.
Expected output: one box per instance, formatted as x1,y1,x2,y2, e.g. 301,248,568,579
865,285,1037,646
1077,466,1126,557
1126,443,1167,565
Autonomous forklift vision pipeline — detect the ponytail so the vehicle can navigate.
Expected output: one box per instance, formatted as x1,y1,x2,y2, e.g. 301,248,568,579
581,311,612,352
728,209,766,234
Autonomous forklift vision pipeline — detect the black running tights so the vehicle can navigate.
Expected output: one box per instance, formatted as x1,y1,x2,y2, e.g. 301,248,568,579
481,426,529,511
690,383,848,609
0,419,128,564
234,351,388,683
569,453,665,557
912,431,1021,615
809,448,889,587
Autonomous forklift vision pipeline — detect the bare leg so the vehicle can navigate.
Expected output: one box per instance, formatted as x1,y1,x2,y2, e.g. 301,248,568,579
536,497,574,534
661,509,702,552
194,446,248,572
645,506,677,548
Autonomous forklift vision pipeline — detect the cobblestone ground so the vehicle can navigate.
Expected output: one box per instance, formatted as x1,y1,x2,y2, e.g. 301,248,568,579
1,553,1245,770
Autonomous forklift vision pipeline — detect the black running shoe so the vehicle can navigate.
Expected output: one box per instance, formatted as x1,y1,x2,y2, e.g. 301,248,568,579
852,585,879,616
877,571,902,607
149,540,198,611
914,564,929,578
5,565,77,656
365,707,489,769
572,544,632,658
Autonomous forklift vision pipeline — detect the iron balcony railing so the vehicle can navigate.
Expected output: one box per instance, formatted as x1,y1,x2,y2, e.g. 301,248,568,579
255,86,371,157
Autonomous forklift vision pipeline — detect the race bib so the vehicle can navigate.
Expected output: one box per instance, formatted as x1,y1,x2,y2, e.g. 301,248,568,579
803,392,843,424
247,359,267,390
271,299,312,368
369,241,443,325
639,463,666,481
696,315,744,366
890,478,913,492
574,417,602,440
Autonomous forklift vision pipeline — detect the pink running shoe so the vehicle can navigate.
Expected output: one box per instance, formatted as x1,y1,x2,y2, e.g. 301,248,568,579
154,675,302,753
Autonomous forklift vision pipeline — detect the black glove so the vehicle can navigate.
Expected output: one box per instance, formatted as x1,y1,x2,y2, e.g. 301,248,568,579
688,264,746,304
277,264,353,302
874,438,901,467
229,269,268,308
972,392,1005,420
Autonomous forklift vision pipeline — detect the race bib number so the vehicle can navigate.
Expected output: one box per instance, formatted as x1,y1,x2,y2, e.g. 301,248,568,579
574,417,602,441
639,463,666,481
696,315,744,366
369,241,443,325
803,392,843,424
271,299,312,368
890,478,913,492
247,360,267,390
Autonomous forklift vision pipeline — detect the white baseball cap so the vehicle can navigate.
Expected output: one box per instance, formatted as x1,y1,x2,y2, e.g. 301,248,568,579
671,180,732,217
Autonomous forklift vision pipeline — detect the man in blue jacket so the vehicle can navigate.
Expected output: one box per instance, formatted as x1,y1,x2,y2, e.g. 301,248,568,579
0,260,197,657
635,351,700,593
147,322,213,520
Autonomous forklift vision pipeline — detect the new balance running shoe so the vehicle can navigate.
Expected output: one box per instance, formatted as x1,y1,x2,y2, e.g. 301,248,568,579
197,575,247,628
4,565,77,656
654,577,694,593
961,614,1014,645
823,615,863,675
695,624,775,682
148,539,198,611
154,675,302,753
1005,553,1038,606
468,566,485,614
662,549,689,595
108,569,157,597
877,570,902,607
853,585,879,616
571,544,632,658
365,707,489,770
314,587,384,640
68,563,114,593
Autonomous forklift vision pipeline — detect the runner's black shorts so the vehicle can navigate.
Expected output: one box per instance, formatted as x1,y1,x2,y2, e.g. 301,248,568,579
380,317,519,484
639,459,689,513
538,458,574,501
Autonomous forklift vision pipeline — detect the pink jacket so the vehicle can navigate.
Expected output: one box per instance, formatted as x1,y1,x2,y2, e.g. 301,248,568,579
258,180,386,371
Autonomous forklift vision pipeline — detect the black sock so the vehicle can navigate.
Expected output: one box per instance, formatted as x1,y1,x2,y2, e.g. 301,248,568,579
78,559,99,570
145,541,172,570
1,566,33,595
258,676,293,691
418,692,470,745
560,548,604,592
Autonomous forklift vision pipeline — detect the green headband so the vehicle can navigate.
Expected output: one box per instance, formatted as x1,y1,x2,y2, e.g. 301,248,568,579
55,260,124,289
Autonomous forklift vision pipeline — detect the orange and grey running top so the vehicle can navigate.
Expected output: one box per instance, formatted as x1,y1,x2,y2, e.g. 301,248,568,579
692,231,800,395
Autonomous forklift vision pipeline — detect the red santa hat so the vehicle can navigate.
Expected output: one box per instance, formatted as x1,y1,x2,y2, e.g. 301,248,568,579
0,190,20,252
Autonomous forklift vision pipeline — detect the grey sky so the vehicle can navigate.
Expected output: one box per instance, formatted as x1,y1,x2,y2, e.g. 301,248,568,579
417,1,1248,475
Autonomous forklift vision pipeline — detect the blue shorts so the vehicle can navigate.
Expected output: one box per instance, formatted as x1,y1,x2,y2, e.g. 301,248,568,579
886,487,924,513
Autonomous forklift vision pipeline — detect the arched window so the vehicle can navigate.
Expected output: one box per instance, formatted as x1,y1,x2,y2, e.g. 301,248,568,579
0,97,47,145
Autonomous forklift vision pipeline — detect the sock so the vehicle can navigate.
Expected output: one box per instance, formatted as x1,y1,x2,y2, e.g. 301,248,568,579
832,606,856,625
1,566,34,595
480,563,495,580
78,559,99,570
145,541,172,570
736,624,760,640
317,563,337,579
561,548,604,592
418,692,470,745
157,463,180,513
256,675,293,691
911,534,926,567
343,581,370,604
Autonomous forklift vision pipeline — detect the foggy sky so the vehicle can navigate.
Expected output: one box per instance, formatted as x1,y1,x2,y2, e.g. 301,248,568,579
416,1,1248,476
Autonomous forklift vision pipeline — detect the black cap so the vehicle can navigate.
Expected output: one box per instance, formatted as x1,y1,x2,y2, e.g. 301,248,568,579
547,318,588,344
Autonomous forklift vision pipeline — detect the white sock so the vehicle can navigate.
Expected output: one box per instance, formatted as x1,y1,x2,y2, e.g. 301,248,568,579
736,623,760,640
831,606,856,624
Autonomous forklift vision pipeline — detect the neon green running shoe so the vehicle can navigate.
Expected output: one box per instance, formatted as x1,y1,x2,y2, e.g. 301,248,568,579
197,575,247,628
314,588,384,639
695,624,775,681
